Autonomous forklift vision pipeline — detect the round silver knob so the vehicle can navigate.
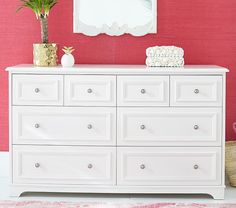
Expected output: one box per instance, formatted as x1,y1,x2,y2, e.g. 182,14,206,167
141,89,146,94
88,164,93,169
34,123,40,128
140,164,146,169
35,88,40,93
87,124,93,129
194,125,199,130
87,88,93,94
194,89,199,94
35,163,40,168
194,164,199,170
140,125,146,130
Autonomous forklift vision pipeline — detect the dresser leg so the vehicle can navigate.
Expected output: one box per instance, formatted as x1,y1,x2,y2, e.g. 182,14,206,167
210,189,225,200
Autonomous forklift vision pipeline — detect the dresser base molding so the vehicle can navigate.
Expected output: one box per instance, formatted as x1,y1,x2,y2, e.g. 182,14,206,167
10,184,225,200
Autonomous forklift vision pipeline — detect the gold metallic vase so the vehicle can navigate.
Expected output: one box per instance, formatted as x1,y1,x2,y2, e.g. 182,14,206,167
33,43,58,67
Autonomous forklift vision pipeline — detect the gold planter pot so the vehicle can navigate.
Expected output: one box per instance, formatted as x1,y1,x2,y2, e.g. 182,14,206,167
33,43,58,67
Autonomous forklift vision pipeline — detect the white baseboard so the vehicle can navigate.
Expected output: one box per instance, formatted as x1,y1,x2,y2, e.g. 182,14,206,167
0,152,9,178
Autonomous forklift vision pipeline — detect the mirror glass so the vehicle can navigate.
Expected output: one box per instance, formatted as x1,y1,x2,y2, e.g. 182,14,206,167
74,0,157,36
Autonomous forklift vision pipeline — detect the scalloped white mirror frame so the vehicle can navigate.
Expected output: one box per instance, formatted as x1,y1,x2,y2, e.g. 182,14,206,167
73,0,157,36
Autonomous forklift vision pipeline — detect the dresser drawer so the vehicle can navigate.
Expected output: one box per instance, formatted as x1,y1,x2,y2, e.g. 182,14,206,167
13,106,116,145
117,76,169,106
13,145,116,185
117,147,221,186
117,107,221,146
13,75,63,106
65,75,116,106
170,76,222,106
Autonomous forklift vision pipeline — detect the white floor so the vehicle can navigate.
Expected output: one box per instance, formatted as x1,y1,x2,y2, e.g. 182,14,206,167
1,152,236,204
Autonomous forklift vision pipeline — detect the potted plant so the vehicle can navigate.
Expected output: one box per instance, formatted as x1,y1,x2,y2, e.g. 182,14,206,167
17,0,58,66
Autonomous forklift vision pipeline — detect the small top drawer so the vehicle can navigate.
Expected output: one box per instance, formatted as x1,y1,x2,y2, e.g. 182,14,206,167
117,76,169,106
13,75,63,106
65,75,116,106
170,76,222,106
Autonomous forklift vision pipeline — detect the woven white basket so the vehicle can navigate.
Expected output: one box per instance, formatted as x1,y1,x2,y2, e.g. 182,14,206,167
226,141,236,187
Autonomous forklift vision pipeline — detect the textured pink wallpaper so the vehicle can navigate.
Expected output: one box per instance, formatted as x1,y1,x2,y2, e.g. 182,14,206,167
1,0,236,151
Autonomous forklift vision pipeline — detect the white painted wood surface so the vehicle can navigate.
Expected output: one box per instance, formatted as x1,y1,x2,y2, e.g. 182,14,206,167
170,76,223,106
12,106,116,145
6,65,229,74
117,147,221,186
13,146,116,185
117,76,169,106
65,75,116,106
117,107,222,146
6,65,228,199
12,75,63,106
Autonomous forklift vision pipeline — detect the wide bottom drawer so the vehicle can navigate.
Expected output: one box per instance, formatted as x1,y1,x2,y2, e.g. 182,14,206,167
13,146,116,185
117,147,222,186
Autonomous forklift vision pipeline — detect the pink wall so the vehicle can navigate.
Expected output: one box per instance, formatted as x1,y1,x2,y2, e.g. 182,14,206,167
1,0,236,151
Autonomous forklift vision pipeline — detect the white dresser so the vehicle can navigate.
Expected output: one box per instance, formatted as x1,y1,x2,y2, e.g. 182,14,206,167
6,64,228,199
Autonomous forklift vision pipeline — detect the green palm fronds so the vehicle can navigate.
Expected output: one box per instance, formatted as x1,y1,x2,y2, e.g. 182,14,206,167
44,0,58,16
17,0,57,19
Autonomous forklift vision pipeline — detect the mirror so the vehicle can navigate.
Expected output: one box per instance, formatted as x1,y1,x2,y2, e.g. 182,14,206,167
73,0,157,36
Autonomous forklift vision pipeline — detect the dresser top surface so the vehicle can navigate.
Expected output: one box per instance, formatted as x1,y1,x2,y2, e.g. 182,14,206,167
6,64,229,74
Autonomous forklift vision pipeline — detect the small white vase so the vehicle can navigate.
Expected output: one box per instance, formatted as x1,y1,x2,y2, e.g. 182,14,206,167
61,54,75,67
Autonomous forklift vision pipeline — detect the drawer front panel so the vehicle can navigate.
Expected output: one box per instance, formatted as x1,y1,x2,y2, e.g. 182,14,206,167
117,76,169,106
170,76,222,106
13,106,116,145
118,147,221,186
13,146,116,185
65,75,116,106
13,75,63,106
117,108,221,146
